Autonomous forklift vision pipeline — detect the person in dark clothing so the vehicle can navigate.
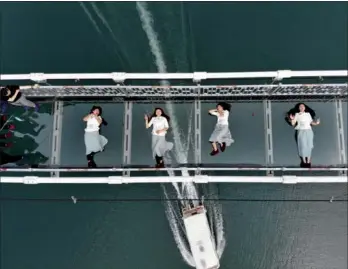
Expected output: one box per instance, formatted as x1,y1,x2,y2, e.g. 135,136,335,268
0,85,39,111
0,151,23,165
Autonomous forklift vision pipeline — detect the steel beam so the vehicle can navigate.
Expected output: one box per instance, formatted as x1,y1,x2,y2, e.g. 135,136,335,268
263,100,274,176
335,99,347,176
50,101,64,177
17,84,347,98
122,101,133,176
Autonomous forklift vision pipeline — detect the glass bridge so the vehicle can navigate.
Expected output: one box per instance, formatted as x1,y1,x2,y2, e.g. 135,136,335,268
0,70,347,184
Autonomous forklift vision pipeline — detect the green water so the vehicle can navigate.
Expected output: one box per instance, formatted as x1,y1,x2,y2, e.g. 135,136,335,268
1,2,347,269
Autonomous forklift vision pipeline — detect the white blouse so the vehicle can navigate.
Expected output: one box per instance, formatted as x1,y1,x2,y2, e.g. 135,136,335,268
294,112,313,130
148,116,169,136
85,117,100,132
211,110,229,125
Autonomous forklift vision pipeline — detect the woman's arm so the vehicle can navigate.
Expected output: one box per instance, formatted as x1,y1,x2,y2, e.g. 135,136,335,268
96,116,102,125
311,118,320,126
8,84,39,102
209,109,218,116
145,117,153,129
7,89,20,102
83,114,92,122
19,84,39,90
289,113,297,126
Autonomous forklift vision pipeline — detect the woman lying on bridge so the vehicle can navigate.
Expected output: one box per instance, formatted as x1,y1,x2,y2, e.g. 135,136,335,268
208,102,234,156
144,107,173,168
287,103,320,168
0,85,39,112
83,106,108,168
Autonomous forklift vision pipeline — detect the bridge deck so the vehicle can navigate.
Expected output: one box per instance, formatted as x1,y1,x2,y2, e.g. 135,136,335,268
1,70,347,183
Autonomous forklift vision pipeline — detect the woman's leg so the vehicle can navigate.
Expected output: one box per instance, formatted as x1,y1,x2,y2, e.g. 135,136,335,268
210,142,219,156
152,135,162,166
86,152,97,168
306,130,314,166
212,142,218,151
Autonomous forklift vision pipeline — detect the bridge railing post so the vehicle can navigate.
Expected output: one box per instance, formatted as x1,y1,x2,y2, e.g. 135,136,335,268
122,101,133,177
194,98,202,175
263,100,274,176
50,101,64,177
335,98,346,176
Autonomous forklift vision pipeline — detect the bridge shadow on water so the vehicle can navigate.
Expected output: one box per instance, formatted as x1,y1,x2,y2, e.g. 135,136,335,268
0,103,52,167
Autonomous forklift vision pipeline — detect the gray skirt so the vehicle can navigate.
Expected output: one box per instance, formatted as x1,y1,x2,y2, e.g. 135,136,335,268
296,129,314,159
209,124,234,146
84,131,108,155
152,135,173,159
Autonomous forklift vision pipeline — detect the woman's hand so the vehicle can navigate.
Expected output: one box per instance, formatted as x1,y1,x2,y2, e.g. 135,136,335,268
144,114,148,121
289,114,295,120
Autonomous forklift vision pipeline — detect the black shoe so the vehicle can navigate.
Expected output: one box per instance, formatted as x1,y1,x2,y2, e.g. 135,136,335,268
210,149,219,156
88,160,97,168
87,153,97,168
219,142,226,152
155,155,161,165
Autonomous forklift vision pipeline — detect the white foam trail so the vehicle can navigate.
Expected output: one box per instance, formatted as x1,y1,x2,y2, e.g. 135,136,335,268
136,2,224,264
136,2,167,74
89,2,130,66
136,2,189,174
212,200,226,258
205,187,226,259
136,2,196,265
79,2,103,35
163,188,196,266
90,2,119,42
136,1,200,203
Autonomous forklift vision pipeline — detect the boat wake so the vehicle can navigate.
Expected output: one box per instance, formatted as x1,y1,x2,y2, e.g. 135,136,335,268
136,2,226,266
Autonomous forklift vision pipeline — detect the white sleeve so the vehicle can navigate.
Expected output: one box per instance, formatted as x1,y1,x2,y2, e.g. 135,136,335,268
294,113,299,122
210,111,219,116
307,113,313,123
223,110,229,119
163,118,169,128
148,118,154,127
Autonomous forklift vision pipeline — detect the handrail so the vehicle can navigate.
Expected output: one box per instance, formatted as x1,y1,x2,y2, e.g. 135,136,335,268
0,167,347,172
0,176,347,184
0,70,347,83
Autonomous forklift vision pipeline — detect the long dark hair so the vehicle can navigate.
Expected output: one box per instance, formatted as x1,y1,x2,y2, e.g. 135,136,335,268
285,103,316,126
90,105,103,116
217,102,231,112
149,107,170,122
